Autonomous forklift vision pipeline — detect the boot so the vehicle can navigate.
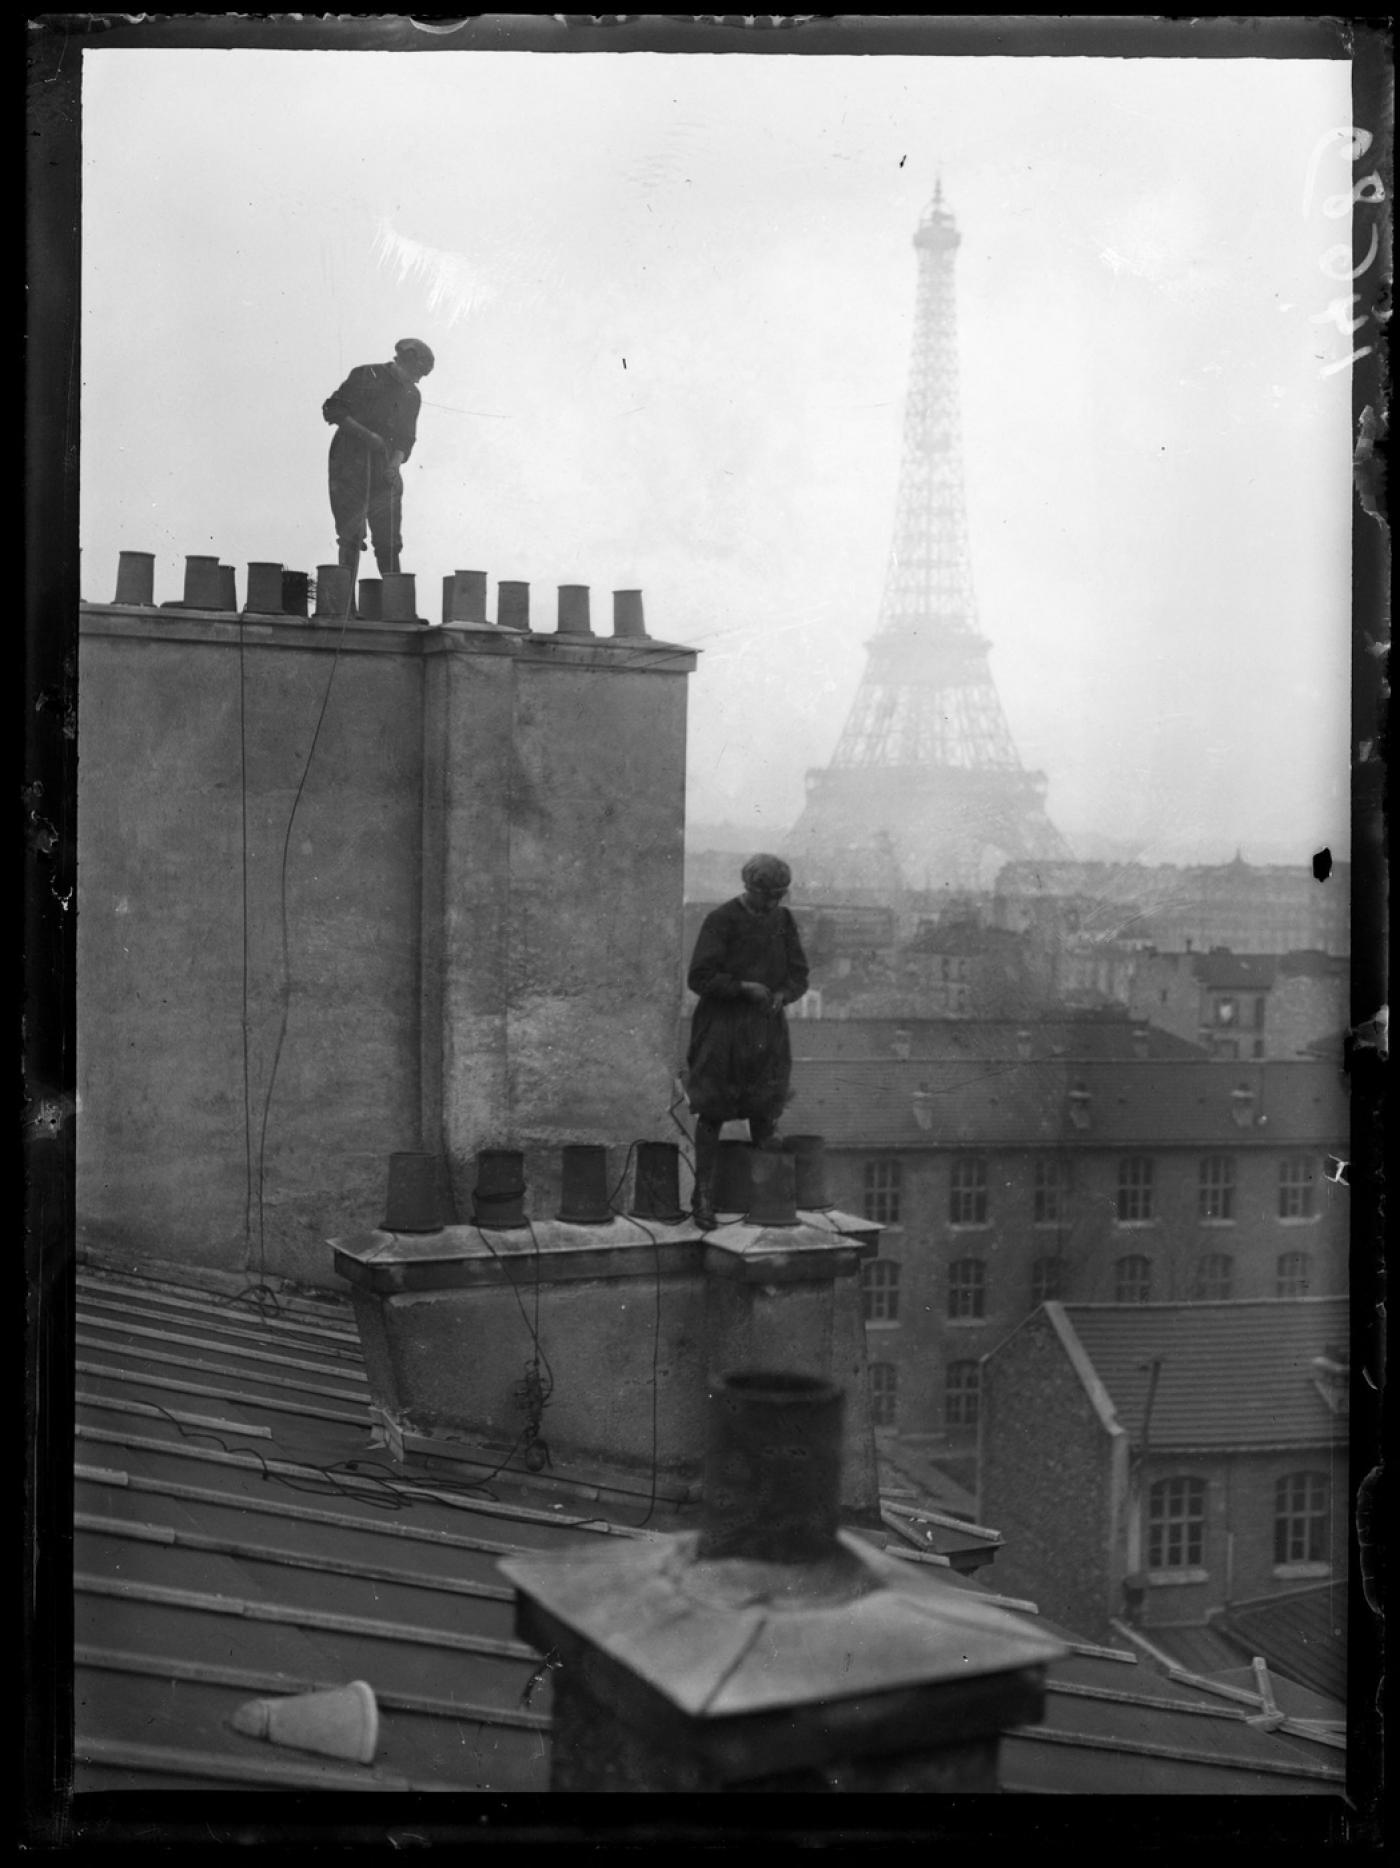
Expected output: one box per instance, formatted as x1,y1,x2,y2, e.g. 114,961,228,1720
337,540,362,617
691,1120,720,1232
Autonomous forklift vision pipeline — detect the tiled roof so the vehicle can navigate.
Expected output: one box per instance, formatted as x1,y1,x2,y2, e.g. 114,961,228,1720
790,1017,1205,1063
74,1264,1346,1798
786,1057,1348,1150
1218,1582,1348,1702
1054,1298,1349,1450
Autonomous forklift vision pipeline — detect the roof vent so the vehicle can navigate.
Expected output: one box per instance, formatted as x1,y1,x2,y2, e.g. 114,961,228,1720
1230,1083,1256,1129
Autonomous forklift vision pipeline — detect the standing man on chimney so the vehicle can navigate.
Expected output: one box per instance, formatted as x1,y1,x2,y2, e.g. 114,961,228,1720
684,854,810,1230
322,337,435,588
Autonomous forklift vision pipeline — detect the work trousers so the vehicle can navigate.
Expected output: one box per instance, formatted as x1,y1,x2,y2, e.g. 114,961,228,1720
328,432,403,574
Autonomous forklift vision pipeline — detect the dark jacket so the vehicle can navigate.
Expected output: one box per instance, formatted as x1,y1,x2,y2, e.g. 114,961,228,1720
323,364,421,460
685,899,809,1124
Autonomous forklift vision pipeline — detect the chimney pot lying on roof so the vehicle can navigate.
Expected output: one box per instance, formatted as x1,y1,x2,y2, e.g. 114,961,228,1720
114,551,156,606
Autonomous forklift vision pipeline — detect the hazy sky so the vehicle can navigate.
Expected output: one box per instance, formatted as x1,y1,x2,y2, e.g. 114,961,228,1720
81,44,1354,866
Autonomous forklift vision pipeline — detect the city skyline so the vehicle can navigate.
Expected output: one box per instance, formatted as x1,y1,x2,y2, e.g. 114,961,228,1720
81,48,1353,868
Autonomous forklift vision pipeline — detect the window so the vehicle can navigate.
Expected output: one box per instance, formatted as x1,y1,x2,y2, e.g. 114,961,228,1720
863,1158,902,1225
1117,1156,1156,1223
949,1153,989,1226
1033,1155,1072,1225
860,1258,901,1324
1278,1154,1316,1220
945,1360,980,1429
1198,1155,1236,1223
1147,1476,1206,1571
1030,1256,1067,1307
1215,996,1237,1027
947,1258,986,1320
1253,995,1268,1031
1276,1250,1312,1298
869,1361,898,1428
1191,1252,1234,1301
1274,1472,1329,1566
1114,1255,1153,1303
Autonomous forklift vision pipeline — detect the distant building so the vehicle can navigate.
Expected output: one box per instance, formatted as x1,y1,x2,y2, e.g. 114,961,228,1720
1129,950,1348,1062
979,1299,1350,1647
785,1055,1348,1460
993,857,1350,958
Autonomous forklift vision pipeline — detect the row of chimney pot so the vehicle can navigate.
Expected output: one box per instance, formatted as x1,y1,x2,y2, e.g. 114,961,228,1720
112,552,649,636
381,1137,833,1234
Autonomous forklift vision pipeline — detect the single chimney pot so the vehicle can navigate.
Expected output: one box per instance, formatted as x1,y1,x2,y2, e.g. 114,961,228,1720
357,578,383,621
380,572,417,622
244,562,285,615
314,565,354,618
472,1149,528,1230
630,1142,685,1222
697,1370,845,1566
556,1144,613,1225
183,555,223,610
382,1152,455,1233
612,589,647,639
497,581,530,631
114,551,156,606
557,585,592,635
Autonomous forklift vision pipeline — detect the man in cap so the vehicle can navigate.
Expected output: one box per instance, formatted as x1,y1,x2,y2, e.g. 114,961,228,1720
683,854,810,1230
322,338,436,586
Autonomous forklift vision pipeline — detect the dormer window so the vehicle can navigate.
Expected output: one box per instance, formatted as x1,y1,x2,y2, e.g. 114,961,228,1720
1016,1029,1033,1060
1230,1083,1256,1129
1068,1083,1092,1130
892,1027,911,1059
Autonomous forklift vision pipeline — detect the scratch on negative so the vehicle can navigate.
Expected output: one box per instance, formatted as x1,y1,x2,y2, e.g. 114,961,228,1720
698,1615,769,1714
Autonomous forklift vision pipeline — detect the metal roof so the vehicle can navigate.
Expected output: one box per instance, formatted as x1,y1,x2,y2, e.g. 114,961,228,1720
789,1017,1206,1063
1052,1298,1350,1451
73,1263,1347,1798
1217,1582,1349,1703
786,1057,1348,1151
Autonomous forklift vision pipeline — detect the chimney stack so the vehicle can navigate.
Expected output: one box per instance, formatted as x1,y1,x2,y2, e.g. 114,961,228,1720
501,1370,1065,1792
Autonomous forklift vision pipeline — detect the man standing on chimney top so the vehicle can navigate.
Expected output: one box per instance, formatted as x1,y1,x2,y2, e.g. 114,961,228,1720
684,854,810,1230
322,337,435,586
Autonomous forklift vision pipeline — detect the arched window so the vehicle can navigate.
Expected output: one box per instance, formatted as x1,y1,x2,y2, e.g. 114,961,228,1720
1274,1472,1329,1566
1191,1252,1234,1301
947,1258,986,1320
869,1361,898,1428
860,1258,901,1324
1030,1256,1067,1307
1276,1251,1312,1298
945,1360,980,1429
1114,1255,1153,1304
1147,1476,1206,1571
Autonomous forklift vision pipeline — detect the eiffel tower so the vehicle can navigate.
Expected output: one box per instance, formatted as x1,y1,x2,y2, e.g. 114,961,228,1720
789,184,1072,893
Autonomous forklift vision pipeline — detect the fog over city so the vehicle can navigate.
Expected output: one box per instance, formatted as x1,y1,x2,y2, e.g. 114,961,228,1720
81,47,1353,867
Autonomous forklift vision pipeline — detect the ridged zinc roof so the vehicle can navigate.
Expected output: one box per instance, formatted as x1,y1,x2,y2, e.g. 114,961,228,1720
71,1264,1347,1802
1219,1582,1348,1702
1053,1298,1349,1450
786,1056,1348,1150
